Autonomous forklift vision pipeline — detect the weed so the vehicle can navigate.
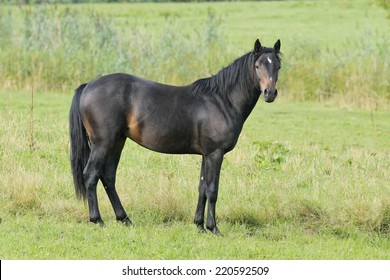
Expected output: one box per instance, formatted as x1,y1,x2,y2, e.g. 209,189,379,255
252,141,289,171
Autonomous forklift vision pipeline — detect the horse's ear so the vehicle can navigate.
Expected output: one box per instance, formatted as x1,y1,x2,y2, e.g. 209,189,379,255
274,39,281,53
253,39,261,54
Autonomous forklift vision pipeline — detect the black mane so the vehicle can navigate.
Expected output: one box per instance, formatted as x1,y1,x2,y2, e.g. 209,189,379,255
191,47,281,97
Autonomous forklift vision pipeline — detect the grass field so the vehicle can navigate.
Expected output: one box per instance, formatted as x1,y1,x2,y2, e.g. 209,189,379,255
0,90,389,259
0,0,390,260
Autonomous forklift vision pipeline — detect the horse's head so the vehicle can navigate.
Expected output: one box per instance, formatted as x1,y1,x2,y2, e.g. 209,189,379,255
253,39,281,103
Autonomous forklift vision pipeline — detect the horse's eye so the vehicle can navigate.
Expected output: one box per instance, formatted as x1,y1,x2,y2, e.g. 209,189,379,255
255,66,259,69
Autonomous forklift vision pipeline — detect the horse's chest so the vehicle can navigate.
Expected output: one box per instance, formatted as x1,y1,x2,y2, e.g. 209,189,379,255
201,120,242,153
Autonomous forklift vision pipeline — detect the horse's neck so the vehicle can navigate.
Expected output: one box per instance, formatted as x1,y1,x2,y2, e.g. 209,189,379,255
220,55,260,121
191,52,260,122
225,83,261,122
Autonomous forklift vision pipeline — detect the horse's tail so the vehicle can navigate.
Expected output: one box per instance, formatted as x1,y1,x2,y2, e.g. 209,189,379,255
69,83,89,200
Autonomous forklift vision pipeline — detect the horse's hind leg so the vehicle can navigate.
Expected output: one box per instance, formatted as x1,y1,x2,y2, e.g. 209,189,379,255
83,144,110,226
100,137,131,226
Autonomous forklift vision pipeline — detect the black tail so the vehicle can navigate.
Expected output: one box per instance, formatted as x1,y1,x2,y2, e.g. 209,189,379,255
69,83,89,200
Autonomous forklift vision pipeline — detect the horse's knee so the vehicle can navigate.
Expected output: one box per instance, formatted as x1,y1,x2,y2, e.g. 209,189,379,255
206,187,218,203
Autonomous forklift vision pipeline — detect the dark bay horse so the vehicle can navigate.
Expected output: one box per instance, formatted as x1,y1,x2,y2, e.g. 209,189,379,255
69,39,281,235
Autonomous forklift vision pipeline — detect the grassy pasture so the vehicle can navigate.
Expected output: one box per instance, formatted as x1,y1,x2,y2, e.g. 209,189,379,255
0,0,390,259
0,90,389,259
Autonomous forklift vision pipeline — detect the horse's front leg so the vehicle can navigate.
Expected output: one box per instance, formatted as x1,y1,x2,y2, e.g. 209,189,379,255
204,150,224,236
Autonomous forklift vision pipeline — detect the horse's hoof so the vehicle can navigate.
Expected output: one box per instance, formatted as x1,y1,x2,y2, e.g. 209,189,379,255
91,217,106,227
119,217,132,226
197,225,207,234
97,220,106,228
207,226,223,237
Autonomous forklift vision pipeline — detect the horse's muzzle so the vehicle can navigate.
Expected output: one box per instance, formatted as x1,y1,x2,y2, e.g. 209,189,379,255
263,88,278,103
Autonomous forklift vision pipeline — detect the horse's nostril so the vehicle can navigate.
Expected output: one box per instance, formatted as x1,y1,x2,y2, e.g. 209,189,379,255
274,89,278,96
264,88,268,94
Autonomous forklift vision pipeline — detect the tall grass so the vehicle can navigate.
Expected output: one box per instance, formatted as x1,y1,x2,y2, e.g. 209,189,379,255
0,4,389,108
1,6,131,89
280,33,390,108
0,5,226,89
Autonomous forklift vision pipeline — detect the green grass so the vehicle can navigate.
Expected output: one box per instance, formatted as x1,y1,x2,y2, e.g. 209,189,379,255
0,90,389,259
1,215,390,259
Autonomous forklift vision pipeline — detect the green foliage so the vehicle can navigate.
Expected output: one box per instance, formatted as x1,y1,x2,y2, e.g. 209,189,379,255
252,141,289,170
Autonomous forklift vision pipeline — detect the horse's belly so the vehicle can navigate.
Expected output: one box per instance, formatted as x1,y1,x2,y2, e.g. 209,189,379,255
127,120,199,155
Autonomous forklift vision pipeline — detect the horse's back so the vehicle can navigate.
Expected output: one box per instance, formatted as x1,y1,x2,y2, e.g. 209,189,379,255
81,73,189,103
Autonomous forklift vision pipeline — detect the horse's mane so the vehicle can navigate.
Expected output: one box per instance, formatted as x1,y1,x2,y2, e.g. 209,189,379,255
191,47,281,97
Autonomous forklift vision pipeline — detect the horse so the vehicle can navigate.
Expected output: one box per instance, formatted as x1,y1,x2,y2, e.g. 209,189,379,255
69,38,281,235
